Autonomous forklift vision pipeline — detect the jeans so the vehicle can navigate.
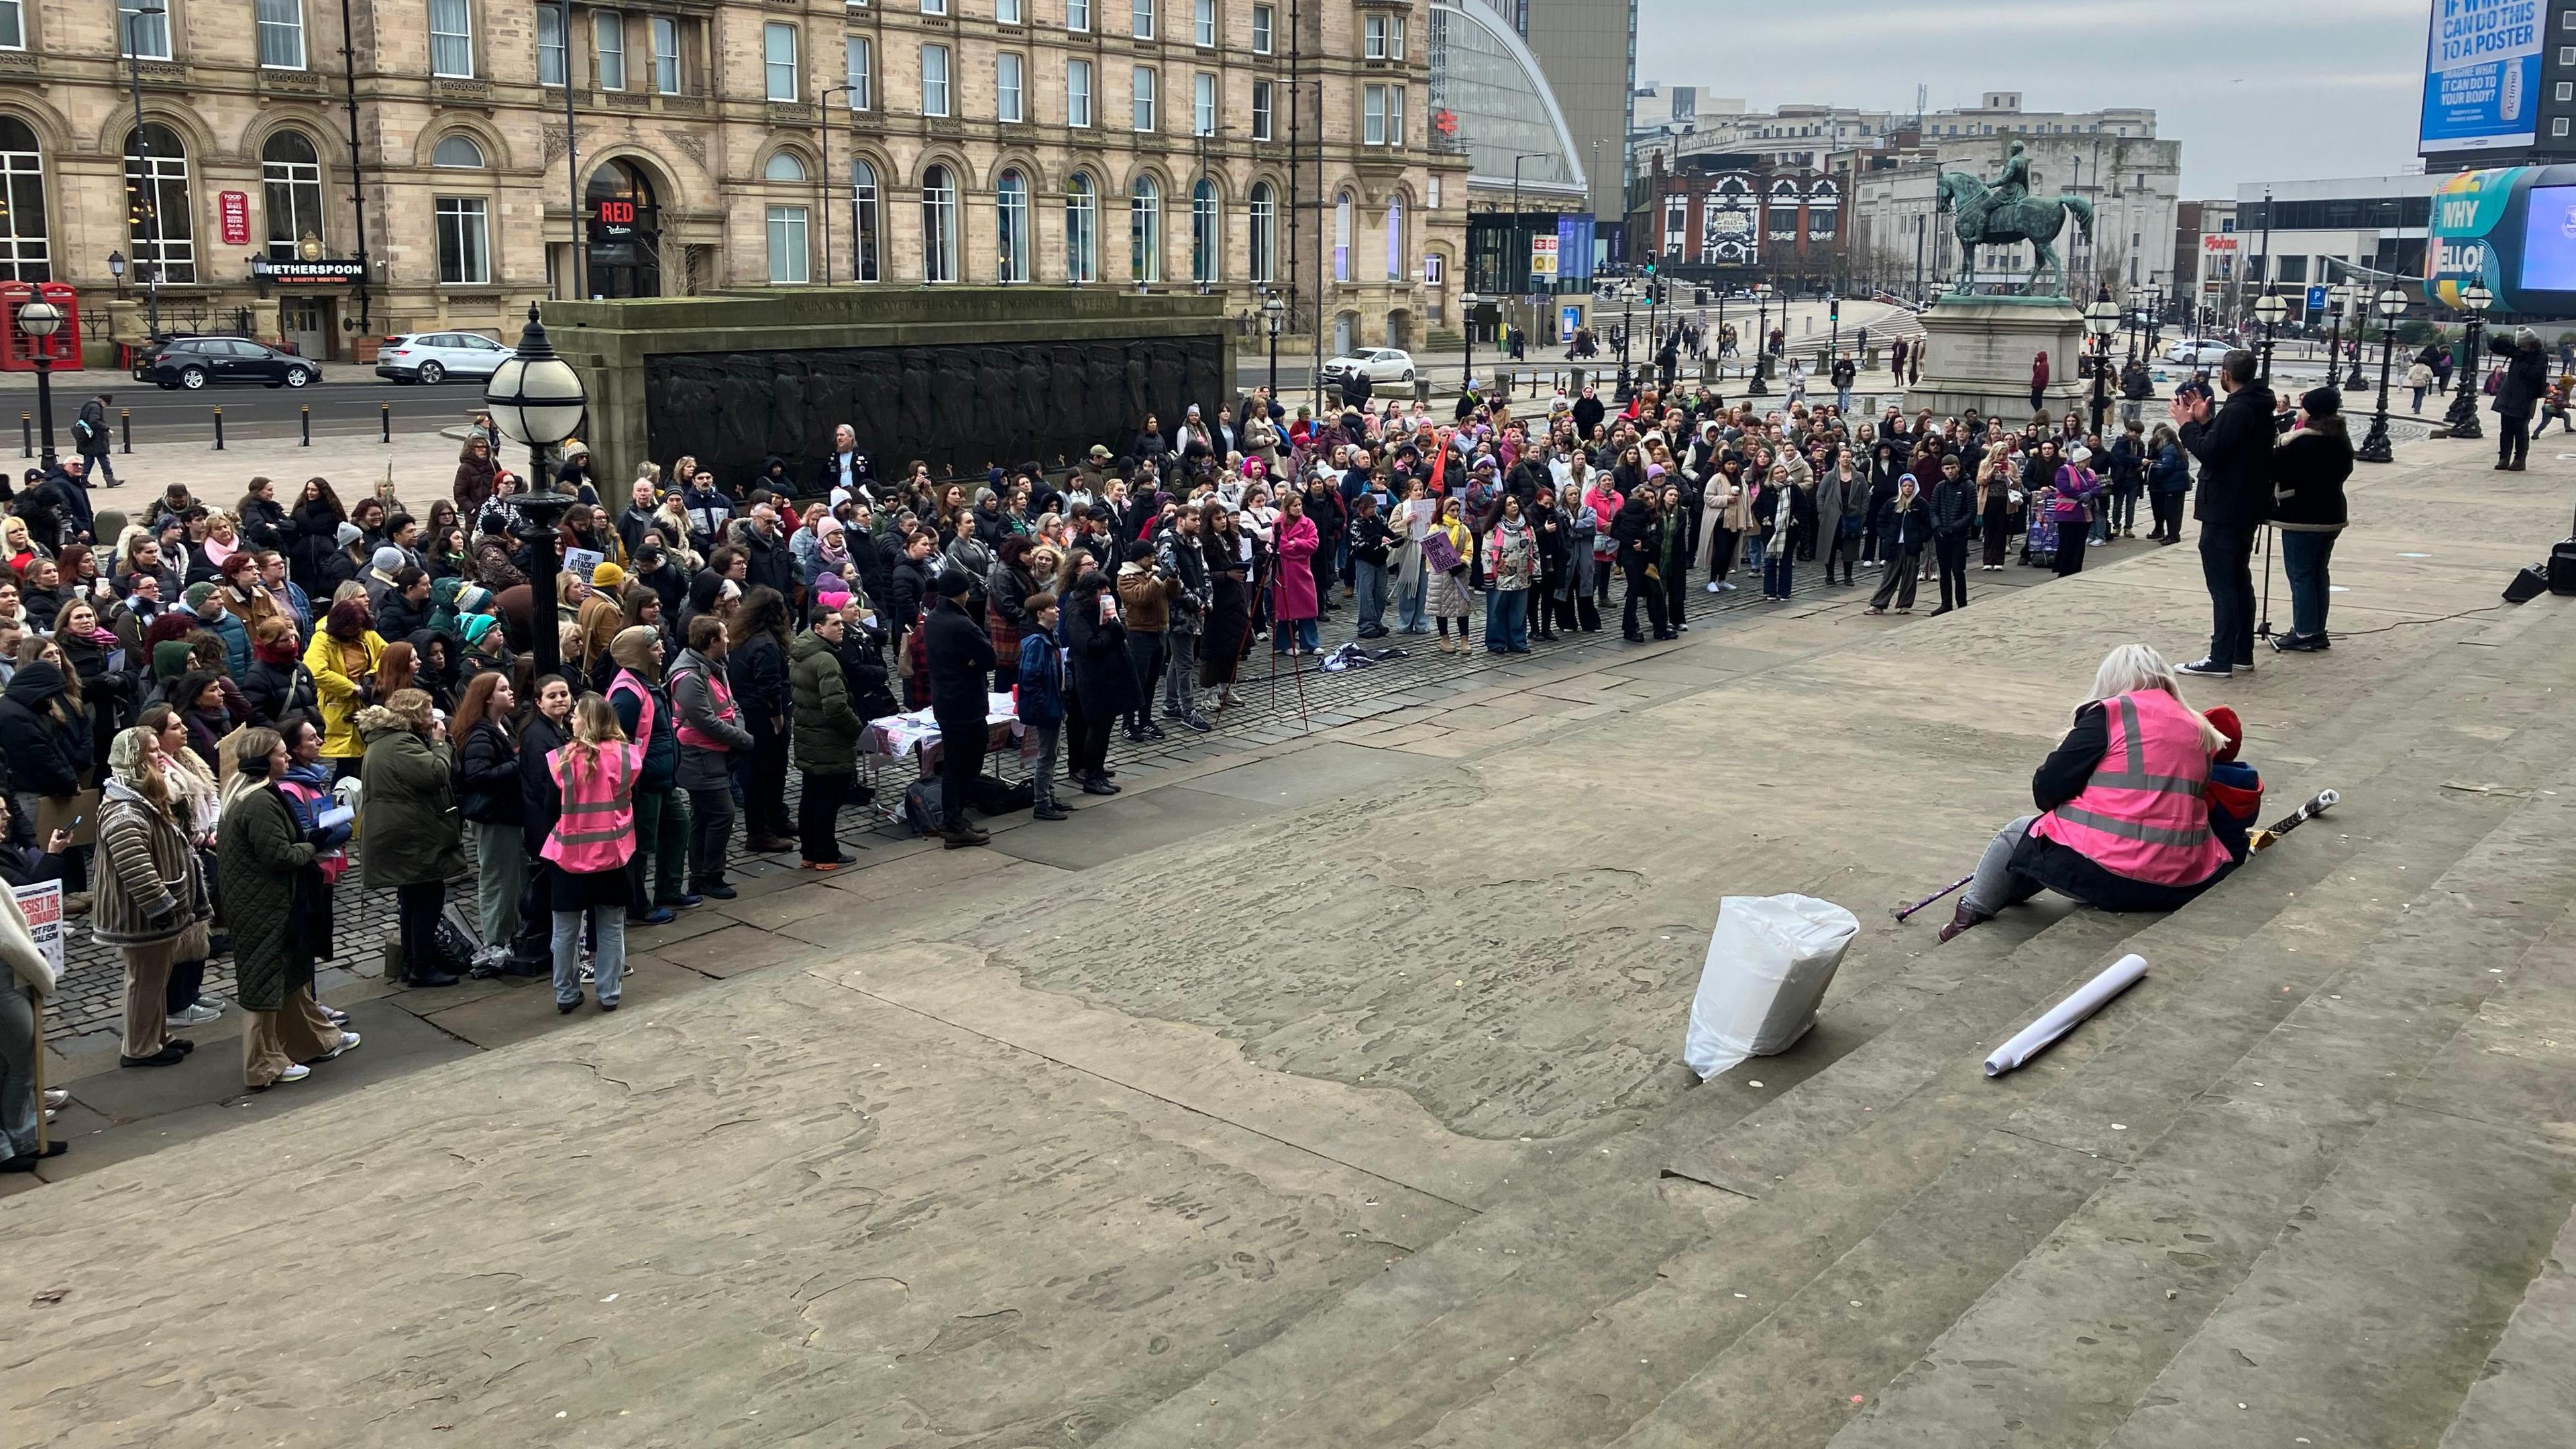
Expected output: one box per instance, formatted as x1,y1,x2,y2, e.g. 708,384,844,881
78,447,116,488
2279,529,2337,639
2199,523,2257,666
1962,815,2047,918
798,770,849,862
466,818,526,952
686,784,735,889
626,788,689,910
2109,489,2139,533
2410,386,2427,413
1483,588,1530,650
1394,568,1428,631
1032,721,1062,806
2149,490,2185,541
553,906,625,1006
1762,551,1794,600
1272,616,1318,651
1353,560,1389,634
1164,627,1199,716
1124,631,1165,728
0,983,38,1159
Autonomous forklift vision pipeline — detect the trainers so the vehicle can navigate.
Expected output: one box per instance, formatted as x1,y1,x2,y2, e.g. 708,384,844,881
119,1045,187,1068
270,1063,312,1085
2233,659,2257,675
165,1002,222,1028
319,1030,361,1060
2178,657,2233,678
1181,714,1214,733
628,906,677,927
673,892,704,909
696,882,739,900
1033,802,1071,821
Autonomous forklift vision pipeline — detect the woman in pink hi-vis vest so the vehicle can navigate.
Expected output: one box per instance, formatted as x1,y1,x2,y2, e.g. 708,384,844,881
1941,644,2239,944
541,694,642,1012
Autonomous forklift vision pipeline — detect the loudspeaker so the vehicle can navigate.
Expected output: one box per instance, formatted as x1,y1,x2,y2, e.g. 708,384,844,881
2504,563,2551,604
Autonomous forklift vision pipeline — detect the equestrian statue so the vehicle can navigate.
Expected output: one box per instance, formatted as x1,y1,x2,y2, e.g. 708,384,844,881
1935,142,2095,297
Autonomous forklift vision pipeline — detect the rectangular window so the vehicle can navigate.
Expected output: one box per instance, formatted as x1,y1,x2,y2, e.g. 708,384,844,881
1427,176,1439,208
768,205,811,283
2561,79,2574,101
2559,117,2573,137
998,0,1020,18
0,0,19,50
764,21,798,101
1067,58,1093,125
1363,83,1401,146
653,15,679,93
1422,252,1442,284
921,0,945,13
1193,0,1213,44
595,11,625,91
1069,0,1089,30
256,0,306,68
1193,71,1215,135
1364,14,1401,58
1132,0,1152,40
921,43,949,115
845,34,871,108
428,0,473,76
2561,44,2574,62
537,5,565,85
1250,1,1271,52
997,52,1023,121
118,0,172,59
435,197,490,284
1132,64,1155,130
1251,79,1271,141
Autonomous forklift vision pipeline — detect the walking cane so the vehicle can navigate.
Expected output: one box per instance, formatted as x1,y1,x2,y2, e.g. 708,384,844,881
30,987,45,1155
1894,871,1976,922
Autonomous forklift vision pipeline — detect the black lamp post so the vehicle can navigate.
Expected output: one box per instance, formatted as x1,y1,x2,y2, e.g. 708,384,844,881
484,303,588,679
1263,291,1283,399
2357,286,2405,464
1748,282,1772,396
2443,281,2490,441
2253,291,2287,386
1615,279,1636,400
1460,290,1481,400
2321,282,2348,393
2341,284,2369,388
107,251,127,299
16,298,60,470
2085,293,2120,440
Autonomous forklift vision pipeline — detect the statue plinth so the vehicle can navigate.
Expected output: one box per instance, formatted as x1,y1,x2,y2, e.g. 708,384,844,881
1902,294,2089,426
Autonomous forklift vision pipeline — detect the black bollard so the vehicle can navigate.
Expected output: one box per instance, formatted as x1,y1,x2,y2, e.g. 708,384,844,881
213,407,224,451
380,400,390,443
301,404,311,447
17,411,27,460
119,407,132,454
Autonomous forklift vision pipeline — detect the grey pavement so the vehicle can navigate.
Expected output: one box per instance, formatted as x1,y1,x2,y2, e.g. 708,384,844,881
5,427,2575,1448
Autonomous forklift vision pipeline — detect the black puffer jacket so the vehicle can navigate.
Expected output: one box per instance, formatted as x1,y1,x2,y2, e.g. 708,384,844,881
2269,426,2355,533
2489,335,2550,419
0,663,87,799
456,714,521,824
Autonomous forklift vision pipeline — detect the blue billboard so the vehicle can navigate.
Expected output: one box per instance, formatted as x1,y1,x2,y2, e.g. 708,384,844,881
2420,0,2544,155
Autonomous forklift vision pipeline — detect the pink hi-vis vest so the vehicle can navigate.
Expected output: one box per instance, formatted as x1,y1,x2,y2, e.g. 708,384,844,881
609,668,657,746
541,741,641,873
674,662,737,751
2028,689,2232,886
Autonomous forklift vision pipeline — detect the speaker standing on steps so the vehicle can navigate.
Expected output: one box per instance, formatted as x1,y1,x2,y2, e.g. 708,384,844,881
2174,350,2273,677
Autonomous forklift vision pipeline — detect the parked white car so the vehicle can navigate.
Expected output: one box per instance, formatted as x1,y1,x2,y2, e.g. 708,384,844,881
375,331,509,384
2163,339,2234,367
1320,347,1417,388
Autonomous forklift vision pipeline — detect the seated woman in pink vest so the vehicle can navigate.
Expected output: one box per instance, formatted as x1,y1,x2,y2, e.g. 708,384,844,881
1941,643,2241,943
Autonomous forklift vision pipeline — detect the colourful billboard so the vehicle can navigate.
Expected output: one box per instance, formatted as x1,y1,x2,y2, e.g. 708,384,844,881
2420,0,2544,155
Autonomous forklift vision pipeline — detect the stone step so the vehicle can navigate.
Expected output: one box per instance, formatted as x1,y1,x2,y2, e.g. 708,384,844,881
2438,1202,2576,1448
1820,765,2576,1449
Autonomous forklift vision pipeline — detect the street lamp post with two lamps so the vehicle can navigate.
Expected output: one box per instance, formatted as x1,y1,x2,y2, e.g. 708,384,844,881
483,303,590,680
2443,281,2491,441
2357,286,2407,464
2086,293,2121,441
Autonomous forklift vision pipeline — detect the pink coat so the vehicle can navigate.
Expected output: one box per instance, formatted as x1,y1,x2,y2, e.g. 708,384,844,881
1273,514,1320,621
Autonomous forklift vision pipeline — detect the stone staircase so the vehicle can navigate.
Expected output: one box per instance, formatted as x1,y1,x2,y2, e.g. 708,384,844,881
1099,600,2576,1449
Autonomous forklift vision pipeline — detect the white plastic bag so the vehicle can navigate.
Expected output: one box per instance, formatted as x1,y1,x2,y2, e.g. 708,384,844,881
1682,894,1860,1081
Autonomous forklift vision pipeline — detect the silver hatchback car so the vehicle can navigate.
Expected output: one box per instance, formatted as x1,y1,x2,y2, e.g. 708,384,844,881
375,331,508,384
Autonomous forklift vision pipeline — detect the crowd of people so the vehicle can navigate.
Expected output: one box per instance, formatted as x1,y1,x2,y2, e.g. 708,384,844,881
0,327,2412,1171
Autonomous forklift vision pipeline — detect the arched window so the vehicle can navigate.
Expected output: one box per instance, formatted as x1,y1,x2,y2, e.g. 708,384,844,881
763,151,808,182
1246,180,1274,284
0,117,52,282
1129,174,1160,283
124,123,195,284
261,130,325,263
1383,196,1402,281
1332,191,1352,282
996,168,1029,282
920,163,958,282
850,158,879,282
1190,177,1218,284
1065,172,1098,282
431,133,486,168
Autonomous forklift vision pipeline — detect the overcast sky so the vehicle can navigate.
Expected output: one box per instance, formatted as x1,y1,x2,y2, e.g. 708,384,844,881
1633,0,2431,198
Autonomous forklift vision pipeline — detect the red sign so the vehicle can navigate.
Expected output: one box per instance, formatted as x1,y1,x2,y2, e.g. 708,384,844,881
220,191,250,247
598,200,637,225
2202,234,2238,252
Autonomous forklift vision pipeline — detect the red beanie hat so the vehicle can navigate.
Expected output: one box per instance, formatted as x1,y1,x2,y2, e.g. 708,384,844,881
2204,705,2243,763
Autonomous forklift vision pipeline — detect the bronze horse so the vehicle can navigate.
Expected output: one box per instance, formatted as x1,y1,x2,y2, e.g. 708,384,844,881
1936,173,2095,296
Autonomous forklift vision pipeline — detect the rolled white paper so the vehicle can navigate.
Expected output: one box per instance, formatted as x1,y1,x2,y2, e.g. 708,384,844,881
1983,953,2147,1078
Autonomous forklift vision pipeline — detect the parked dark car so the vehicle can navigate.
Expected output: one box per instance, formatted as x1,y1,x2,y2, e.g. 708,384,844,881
132,336,317,391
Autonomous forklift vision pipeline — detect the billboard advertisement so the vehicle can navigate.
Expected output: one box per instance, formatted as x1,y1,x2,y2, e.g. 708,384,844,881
2419,0,2544,155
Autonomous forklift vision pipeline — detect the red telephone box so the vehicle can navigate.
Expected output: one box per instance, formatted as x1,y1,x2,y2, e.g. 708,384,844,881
0,282,82,372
